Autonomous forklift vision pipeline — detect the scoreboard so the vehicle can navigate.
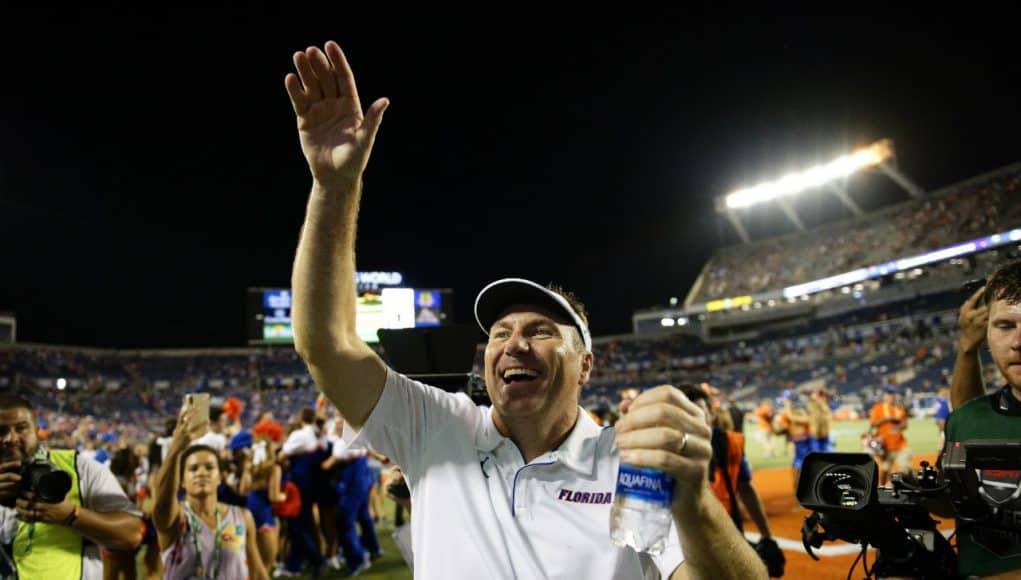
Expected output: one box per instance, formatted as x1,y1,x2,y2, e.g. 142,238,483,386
247,273,452,345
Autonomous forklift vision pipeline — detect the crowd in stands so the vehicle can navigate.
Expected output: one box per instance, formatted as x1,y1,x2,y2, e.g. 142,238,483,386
695,166,1021,303
0,286,977,454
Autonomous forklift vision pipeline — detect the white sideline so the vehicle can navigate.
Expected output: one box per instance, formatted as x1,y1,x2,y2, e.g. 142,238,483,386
744,529,955,557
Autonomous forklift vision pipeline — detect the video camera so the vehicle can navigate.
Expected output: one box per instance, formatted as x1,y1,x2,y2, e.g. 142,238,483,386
942,439,1021,555
798,452,955,578
799,441,1021,578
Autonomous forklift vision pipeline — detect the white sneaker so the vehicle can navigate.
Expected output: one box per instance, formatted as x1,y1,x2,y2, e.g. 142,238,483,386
272,568,300,578
346,559,372,577
327,555,343,570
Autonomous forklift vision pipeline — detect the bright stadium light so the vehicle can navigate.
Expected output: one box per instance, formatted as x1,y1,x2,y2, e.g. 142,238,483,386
725,139,893,210
660,317,676,327
57,378,67,390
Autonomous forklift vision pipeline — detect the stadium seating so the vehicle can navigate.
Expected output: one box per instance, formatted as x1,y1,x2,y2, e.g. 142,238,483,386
2,285,971,437
691,167,1021,303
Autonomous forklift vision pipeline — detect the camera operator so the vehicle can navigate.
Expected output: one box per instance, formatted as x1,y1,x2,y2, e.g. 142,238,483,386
945,259,1021,578
0,395,142,579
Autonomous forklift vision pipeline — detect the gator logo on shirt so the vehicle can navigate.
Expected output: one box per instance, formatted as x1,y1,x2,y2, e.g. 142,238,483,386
557,488,613,504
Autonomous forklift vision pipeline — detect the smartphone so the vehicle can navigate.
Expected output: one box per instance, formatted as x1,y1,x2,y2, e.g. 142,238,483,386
185,393,210,430
962,278,987,306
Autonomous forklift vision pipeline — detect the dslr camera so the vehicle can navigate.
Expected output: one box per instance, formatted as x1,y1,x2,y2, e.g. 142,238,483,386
16,457,72,504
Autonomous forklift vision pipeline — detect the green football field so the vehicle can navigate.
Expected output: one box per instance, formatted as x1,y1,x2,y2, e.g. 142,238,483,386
743,418,942,471
296,499,414,579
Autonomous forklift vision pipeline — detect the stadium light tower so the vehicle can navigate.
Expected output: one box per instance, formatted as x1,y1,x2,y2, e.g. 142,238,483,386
715,139,924,243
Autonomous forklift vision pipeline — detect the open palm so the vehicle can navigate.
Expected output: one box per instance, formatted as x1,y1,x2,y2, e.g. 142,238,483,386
285,41,388,188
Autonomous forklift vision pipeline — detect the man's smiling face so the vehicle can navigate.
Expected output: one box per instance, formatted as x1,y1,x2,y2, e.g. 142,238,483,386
483,304,592,422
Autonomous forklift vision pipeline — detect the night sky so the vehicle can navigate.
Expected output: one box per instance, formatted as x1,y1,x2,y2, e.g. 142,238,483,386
2,13,1019,348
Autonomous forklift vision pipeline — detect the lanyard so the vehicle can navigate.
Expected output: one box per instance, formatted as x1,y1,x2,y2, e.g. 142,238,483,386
22,448,51,556
183,503,225,579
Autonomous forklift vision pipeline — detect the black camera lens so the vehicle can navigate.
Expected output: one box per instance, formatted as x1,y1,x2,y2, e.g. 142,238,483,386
34,470,72,504
817,467,869,509
22,458,72,503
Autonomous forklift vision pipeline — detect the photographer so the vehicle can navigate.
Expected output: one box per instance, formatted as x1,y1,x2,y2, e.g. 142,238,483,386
0,395,142,579
945,259,1021,578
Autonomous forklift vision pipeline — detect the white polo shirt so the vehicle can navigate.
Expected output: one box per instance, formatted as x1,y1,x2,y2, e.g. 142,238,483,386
344,369,684,580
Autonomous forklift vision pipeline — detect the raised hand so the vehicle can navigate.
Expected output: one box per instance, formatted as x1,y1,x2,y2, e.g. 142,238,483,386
172,408,205,450
285,41,389,189
614,385,713,505
959,284,989,354
0,460,22,507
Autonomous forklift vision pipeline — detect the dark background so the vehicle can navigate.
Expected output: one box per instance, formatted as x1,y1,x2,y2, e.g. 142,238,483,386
2,11,1018,347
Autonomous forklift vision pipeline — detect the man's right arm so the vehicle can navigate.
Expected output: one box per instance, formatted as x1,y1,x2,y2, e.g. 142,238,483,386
291,180,387,428
286,41,389,428
951,285,989,409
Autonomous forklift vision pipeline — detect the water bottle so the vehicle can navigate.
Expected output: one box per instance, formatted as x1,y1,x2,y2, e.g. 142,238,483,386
610,463,674,554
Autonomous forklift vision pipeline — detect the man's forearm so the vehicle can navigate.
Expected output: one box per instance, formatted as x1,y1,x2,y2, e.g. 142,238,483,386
737,483,771,538
291,180,363,359
671,486,766,580
71,508,142,551
951,347,985,409
291,180,387,427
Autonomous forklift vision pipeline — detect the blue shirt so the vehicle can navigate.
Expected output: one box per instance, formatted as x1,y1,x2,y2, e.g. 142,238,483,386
934,397,951,421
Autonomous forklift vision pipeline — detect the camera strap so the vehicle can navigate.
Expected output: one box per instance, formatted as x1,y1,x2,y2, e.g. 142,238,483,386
995,386,1021,416
0,542,16,579
183,502,225,579
20,449,52,556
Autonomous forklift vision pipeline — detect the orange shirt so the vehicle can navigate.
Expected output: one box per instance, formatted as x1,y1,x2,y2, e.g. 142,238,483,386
754,405,774,431
870,403,908,451
710,432,745,515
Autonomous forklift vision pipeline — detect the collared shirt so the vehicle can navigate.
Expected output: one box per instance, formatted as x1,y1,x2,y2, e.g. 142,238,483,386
344,369,684,580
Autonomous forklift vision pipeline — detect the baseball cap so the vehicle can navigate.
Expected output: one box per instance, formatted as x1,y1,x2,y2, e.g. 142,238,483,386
228,430,253,450
474,278,592,351
883,386,899,394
